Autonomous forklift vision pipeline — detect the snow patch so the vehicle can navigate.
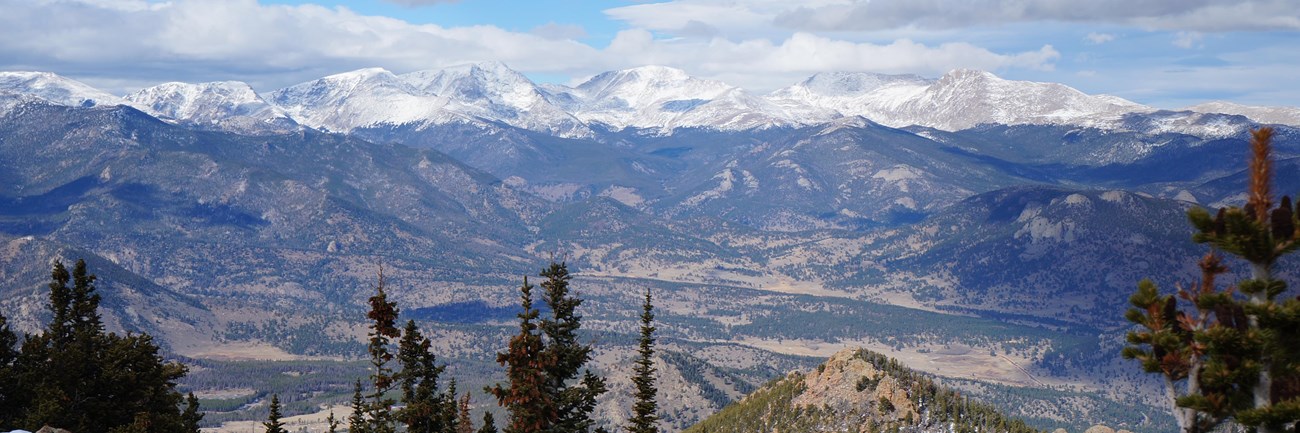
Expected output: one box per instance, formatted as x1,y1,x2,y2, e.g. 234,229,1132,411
871,165,922,182
681,169,736,206
1100,190,1128,203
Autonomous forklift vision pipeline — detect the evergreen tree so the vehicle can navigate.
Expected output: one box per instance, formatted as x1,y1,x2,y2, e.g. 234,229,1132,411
398,319,448,433
444,379,462,433
625,289,659,433
327,410,341,433
478,412,498,433
488,278,553,433
10,259,190,433
1126,127,1300,433
182,392,204,433
537,262,605,433
457,392,475,433
0,312,19,427
350,380,370,433
264,394,287,433
366,270,401,433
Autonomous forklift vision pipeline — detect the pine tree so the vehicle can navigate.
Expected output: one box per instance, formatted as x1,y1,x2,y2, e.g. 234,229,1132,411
489,277,553,433
1126,127,1300,433
457,392,475,433
444,379,462,433
350,380,370,433
625,289,659,433
478,412,498,433
537,262,605,433
327,410,341,433
11,259,190,433
366,269,401,433
182,392,204,433
264,394,287,433
0,312,19,427
398,319,448,433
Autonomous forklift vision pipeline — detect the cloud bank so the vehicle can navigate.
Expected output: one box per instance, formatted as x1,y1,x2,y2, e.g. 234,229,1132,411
0,0,1058,93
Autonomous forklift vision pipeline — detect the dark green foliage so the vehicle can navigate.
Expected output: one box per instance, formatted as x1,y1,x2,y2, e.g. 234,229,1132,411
365,271,401,433
488,278,552,433
537,262,606,433
0,312,18,427
397,320,451,433
3,259,192,433
182,392,203,433
327,410,341,433
264,394,287,433
350,380,370,433
877,397,894,414
1127,127,1300,433
488,264,607,433
478,412,498,433
626,289,659,433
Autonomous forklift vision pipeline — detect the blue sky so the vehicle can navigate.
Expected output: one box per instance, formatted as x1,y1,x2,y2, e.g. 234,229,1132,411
1,0,1297,108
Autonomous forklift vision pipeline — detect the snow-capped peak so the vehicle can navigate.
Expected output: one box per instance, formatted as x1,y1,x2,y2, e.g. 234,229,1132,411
574,65,733,109
0,71,125,108
769,69,1153,131
398,62,592,138
785,71,932,97
554,65,787,131
269,67,468,132
126,81,296,132
1184,101,1300,127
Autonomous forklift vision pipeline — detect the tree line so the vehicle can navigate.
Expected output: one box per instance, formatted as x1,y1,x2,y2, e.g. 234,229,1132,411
263,261,663,433
0,259,201,433
0,259,662,433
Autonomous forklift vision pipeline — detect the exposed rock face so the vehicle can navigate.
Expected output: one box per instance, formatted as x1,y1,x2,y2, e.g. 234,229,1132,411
685,348,1040,433
792,349,918,422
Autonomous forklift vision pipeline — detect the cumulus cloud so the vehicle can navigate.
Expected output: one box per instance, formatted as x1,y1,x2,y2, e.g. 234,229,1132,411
774,0,1300,32
0,0,1060,94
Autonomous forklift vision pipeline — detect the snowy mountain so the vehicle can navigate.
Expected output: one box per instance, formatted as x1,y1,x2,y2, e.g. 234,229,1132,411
268,67,472,133
768,69,1152,131
550,66,805,132
2,66,1294,138
398,61,593,138
125,81,298,133
766,71,931,123
1185,101,1300,127
0,71,124,108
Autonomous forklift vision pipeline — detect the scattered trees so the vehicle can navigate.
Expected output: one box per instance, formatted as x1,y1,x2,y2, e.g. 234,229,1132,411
1125,127,1300,433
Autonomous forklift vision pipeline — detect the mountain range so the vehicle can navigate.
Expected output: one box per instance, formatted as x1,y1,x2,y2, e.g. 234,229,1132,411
4,63,1298,139
2,63,1298,432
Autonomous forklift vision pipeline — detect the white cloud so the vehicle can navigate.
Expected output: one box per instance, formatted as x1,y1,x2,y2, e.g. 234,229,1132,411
1085,32,1116,44
0,0,1060,94
1173,31,1204,48
774,0,1300,32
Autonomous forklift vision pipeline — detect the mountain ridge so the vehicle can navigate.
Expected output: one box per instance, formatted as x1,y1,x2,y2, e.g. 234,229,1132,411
5,66,1296,138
